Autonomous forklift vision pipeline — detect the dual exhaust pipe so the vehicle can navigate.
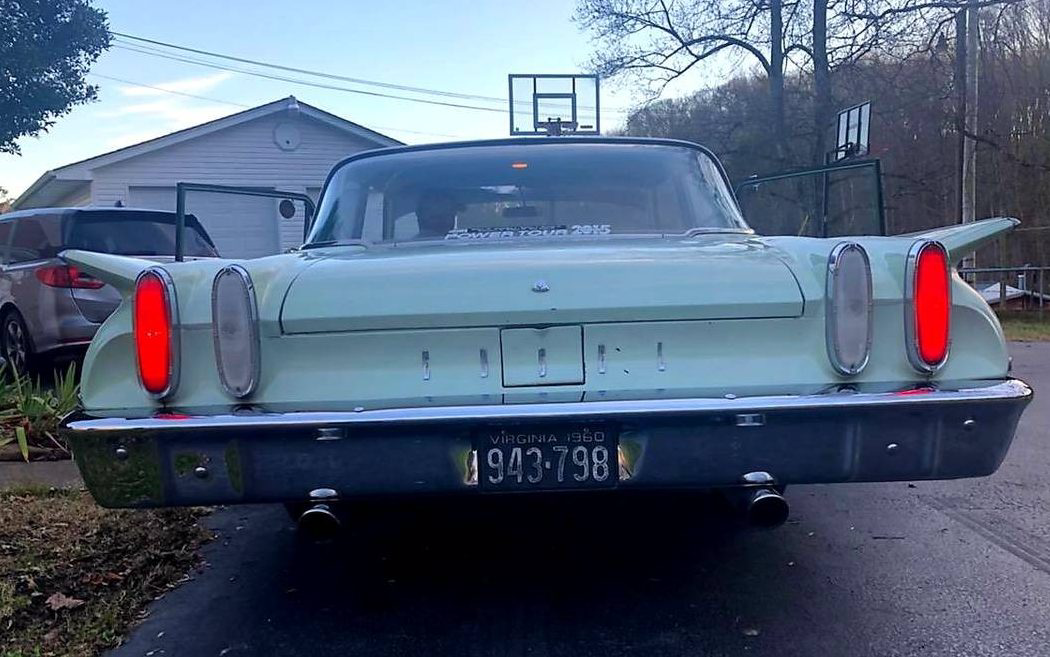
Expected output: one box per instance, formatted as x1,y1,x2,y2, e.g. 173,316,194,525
295,478,789,537
296,488,342,539
732,471,789,529
297,503,341,538
742,487,790,529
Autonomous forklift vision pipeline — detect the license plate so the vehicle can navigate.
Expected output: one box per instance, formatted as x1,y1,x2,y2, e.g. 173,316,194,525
475,424,618,491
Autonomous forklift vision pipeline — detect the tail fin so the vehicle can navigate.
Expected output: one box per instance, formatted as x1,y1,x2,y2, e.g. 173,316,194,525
59,250,152,295
908,217,1020,263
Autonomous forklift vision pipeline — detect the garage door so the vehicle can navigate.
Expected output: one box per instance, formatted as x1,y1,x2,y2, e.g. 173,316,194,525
127,186,280,259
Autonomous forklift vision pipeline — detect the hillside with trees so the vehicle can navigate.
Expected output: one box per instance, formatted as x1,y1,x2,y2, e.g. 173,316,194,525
579,0,1050,267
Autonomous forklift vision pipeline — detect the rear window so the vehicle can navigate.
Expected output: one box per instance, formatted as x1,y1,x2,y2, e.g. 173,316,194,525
307,142,748,246
66,211,219,257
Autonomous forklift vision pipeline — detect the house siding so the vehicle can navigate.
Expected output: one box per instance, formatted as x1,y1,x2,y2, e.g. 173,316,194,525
88,113,380,252
54,186,90,207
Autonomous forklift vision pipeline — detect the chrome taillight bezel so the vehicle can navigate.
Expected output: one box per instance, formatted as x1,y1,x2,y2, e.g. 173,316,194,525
133,266,181,400
825,241,874,376
211,264,260,399
904,240,952,374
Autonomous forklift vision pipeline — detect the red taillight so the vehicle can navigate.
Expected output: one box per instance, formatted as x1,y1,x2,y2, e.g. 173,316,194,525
909,241,951,371
134,269,177,397
35,265,105,289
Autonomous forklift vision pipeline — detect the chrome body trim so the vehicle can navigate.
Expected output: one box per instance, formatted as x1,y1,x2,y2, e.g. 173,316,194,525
134,267,180,401
825,241,873,376
904,240,952,374
65,379,1031,432
211,264,260,399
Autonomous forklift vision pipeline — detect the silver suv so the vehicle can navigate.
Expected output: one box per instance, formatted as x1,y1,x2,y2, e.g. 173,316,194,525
0,207,218,373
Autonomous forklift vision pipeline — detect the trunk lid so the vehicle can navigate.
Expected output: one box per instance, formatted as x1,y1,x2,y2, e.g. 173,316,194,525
280,237,804,334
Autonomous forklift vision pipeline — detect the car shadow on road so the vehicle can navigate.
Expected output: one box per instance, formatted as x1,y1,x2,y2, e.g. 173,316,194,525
152,492,852,657
114,489,883,656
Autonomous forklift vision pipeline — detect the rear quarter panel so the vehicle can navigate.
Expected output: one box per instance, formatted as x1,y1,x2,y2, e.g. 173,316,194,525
762,235,1009,382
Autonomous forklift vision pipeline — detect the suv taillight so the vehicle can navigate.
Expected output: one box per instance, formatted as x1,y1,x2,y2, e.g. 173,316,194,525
35,265,105,289
134,268,179,398
906,241,951,372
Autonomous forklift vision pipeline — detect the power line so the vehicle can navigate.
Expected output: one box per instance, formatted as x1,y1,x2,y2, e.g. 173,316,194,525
90,72,250,108
110,42,510,114
109,31,624,114
87,72,472,140
113,31,510,104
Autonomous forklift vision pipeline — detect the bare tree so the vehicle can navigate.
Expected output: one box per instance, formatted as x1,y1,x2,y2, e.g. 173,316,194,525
575,0,812,161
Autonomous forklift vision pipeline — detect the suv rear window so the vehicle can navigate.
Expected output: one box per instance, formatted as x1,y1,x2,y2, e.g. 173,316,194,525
66,211,219,257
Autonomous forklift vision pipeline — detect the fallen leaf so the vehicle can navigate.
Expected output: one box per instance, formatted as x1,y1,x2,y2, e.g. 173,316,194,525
742,627,761,637
82,571,123,586
45,593,85,611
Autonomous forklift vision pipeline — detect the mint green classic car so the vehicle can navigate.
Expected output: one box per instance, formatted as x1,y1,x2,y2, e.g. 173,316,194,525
59,138,1032,530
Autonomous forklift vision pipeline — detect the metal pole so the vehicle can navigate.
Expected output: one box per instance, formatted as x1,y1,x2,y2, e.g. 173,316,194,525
873,159,886,235
954,10,966,231
175,182,186,263
1041,268,1045,320
961,2,980,270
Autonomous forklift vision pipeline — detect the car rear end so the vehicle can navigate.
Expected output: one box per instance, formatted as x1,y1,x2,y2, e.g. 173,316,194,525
58,139,1032,513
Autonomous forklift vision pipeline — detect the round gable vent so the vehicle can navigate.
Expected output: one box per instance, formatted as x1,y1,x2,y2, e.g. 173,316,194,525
273,122,301,151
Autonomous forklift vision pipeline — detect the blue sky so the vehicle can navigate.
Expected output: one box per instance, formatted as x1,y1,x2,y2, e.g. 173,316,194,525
0,0,683,199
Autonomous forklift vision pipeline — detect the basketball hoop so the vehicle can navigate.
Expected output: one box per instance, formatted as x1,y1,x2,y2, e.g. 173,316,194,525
508,74,600,136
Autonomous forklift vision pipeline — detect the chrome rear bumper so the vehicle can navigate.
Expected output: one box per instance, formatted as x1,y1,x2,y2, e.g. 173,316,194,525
63,379,1032,508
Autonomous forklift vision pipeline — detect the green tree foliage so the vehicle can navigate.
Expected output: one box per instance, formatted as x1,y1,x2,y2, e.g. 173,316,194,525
0,0,110,155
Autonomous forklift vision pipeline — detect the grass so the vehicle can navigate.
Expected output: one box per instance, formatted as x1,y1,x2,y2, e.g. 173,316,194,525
996,312,1050,342
0,364,80,461
0,488,212,657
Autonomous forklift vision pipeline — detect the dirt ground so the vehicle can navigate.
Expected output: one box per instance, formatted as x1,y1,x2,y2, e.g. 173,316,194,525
0,488,211,657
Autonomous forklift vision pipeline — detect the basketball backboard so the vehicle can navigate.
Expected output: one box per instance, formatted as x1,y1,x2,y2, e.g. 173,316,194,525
833,101,871,161
508,74,600,136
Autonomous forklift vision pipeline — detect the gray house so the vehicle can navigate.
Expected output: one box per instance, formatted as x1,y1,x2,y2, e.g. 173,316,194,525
12,97,400,258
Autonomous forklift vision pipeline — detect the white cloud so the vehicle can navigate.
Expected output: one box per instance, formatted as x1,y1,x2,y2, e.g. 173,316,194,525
102,104,231,149
118,72,234,97
101,73,237,149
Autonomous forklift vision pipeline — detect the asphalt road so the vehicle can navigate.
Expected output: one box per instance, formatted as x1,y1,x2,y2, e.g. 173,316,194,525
110,344,1050,657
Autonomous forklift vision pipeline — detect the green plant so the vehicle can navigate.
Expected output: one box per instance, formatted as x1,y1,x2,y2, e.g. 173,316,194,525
0,363,80,461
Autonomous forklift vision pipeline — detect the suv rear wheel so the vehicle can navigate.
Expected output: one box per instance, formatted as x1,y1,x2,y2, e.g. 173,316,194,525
1,309,33,375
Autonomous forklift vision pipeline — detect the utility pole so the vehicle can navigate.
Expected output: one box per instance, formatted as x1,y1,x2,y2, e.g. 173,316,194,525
961,0,980,269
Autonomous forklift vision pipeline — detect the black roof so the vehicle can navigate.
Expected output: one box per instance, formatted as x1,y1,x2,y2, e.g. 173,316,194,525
318,136,729,203
338,135,714,162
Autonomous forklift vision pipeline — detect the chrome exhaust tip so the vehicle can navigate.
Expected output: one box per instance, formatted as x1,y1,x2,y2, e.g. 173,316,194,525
297,503,341,538
746,488,789,529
